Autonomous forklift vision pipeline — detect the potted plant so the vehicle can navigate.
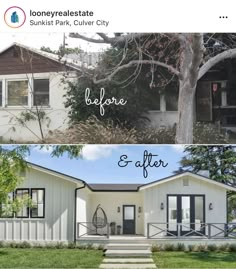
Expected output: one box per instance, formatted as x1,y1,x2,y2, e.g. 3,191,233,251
117,225,122,235
110,222,116,235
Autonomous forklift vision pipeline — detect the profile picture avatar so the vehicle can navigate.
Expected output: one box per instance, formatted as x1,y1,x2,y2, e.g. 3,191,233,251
4,6,26,28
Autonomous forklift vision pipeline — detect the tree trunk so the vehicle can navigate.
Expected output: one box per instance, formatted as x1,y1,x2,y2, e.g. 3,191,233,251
175,34,204,144
176,80,196,144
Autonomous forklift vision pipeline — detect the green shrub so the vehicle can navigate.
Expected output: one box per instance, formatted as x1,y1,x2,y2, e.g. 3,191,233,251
175,243,185,251
0,241,5,248
55,242,65,249
228,244,236,252
196,244,208,252
187,245,194,252
8,242,17,248
18,241,32,248
218,243,229,252
45,243,57,249
97,244,104,250
152,244,162,252
207,244,217,252
68,242,76,249
163,243,175,251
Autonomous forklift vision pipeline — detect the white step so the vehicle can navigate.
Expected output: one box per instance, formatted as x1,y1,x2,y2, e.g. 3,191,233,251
103,258,154,263
105,250,152,257
106,244,151,250
99,263,156,268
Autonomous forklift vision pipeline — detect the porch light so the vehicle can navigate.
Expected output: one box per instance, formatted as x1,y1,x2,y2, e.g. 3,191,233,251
138,206,142,213
117,206,120,213
209,203,213,210
160,203,164,210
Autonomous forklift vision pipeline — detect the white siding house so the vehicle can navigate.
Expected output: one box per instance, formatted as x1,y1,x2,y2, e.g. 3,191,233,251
0,43,81,142
0,163,235,242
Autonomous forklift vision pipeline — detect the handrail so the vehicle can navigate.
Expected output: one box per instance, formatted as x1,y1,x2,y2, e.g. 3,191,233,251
77,222,110,239
147,222,236,239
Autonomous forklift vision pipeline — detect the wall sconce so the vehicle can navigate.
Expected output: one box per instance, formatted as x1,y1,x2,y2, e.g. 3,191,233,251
138,206,142,213
117,206,120,213
160,203,164,210
209,203,213,210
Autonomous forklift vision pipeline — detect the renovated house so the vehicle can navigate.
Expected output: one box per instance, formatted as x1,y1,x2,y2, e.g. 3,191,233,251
0,43,82,142
0,163,235,243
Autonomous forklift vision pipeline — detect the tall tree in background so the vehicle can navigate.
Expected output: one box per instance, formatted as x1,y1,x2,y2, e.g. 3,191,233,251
69,33,236,143
176,145,236,185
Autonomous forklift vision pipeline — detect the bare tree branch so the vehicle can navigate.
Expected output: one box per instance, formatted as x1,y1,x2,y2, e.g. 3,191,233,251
198,48,236,80
69,33,109,43
93,59,180,84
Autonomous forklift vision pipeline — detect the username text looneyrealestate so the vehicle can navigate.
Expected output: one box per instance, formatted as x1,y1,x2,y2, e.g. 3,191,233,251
29,9,110,27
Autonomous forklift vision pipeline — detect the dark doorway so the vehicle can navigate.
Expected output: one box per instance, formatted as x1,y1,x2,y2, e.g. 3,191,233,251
123,205,135,234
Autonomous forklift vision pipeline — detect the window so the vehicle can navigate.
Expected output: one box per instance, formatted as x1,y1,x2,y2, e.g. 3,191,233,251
7,80,28,106
30,189,45,218
165,85,179,111
33,79,49,106
145,89,161,110
227,82,236,106
0,81,2,107
15,189,29,218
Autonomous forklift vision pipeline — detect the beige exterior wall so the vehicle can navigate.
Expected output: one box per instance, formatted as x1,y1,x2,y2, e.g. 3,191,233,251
0,72,74,142
0,167,83,242
143,175,227,236
87,191,144,235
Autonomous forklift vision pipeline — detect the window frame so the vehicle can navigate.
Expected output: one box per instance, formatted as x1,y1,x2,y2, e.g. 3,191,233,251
30,188,45,219
6,79,30,107
15,188,30,219
33,79,50,107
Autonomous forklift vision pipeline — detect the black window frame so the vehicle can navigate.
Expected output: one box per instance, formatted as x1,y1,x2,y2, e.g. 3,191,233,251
15,188,30,219
30,188,45,219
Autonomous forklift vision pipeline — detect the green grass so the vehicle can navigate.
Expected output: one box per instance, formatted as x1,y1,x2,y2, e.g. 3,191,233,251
153,251,236,268
0,248,103,268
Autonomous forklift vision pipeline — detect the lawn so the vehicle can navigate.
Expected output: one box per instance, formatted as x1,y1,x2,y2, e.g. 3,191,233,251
153,251,236,268
0,248,103,268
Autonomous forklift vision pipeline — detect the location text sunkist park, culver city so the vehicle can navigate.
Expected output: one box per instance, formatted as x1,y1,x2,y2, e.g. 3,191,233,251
29,9,109,27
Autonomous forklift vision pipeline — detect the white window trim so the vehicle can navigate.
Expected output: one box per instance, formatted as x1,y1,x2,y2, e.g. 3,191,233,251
0,76,50,109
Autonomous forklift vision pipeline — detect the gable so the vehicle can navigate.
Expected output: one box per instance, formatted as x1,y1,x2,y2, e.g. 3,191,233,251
0,45,70,75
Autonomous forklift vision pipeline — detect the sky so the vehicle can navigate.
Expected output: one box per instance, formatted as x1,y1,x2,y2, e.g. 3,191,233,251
18,145,186,184
0,33,109,52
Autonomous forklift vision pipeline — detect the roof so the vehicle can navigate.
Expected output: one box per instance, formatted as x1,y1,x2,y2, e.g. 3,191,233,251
88,184,141,192
26,163,236,192
0,43,83,72
138,171,236,191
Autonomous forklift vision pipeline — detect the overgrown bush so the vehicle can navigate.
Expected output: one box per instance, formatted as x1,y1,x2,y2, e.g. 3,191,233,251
152,244,162,252
193,122,228,144
218,243,229,251
163,243,175,251
228,243,236,252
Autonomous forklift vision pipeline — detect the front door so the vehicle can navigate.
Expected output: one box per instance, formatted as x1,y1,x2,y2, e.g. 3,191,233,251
123,205,135,234
167,195,205,236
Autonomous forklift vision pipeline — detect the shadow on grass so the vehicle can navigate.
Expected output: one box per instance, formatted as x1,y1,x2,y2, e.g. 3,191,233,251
188,252,236,263
0,251,9,256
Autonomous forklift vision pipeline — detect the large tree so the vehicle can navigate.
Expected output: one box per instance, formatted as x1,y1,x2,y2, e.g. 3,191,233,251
175,145,236,185
69,33,236,143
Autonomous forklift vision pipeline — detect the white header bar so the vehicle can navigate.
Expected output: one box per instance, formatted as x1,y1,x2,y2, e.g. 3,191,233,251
0,0,235,32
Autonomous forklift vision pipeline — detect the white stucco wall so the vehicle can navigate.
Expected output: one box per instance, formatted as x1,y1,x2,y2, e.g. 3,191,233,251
142,175,227,236
0,72,74,142
88,192,144,235
0,167,83,242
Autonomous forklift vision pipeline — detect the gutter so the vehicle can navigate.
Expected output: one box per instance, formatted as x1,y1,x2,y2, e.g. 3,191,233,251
74,182,86,243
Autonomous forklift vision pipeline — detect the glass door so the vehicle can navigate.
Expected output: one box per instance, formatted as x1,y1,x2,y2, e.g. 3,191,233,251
167,195,205,236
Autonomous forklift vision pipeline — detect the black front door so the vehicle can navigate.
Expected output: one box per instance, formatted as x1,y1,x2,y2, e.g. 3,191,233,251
167,195,205,236
123,205,135,234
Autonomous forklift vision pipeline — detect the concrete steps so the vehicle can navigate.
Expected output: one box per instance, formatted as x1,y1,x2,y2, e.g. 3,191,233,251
99,243,156,269
105,249,152,257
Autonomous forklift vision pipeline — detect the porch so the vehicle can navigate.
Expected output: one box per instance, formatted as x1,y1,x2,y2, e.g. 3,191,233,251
76,222,236,244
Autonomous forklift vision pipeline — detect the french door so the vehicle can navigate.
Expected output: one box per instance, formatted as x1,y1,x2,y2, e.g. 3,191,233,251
167,195,205,236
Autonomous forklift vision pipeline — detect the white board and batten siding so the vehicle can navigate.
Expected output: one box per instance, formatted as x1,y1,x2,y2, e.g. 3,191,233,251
0,167,82,242
143,174,227,237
